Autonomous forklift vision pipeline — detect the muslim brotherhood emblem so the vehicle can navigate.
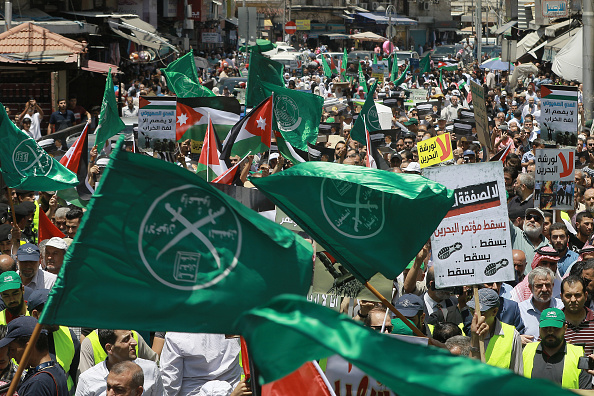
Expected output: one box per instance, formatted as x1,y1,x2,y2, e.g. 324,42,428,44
274,94,302,131
12,140,52,177
138,185,242,290
320,179,385,239
367,106,380,130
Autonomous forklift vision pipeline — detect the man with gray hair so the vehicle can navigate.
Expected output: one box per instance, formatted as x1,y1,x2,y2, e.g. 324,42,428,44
43,237,68,275
510,207,551,266
508,172,535,219
518,266,563,340
53,207,69,235
106,361,144,396
445,335,471,356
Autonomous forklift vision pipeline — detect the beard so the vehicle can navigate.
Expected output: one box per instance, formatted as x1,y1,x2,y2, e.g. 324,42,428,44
541,334,563,349
524,223,543,239
533,291,552,303
6,299,24,316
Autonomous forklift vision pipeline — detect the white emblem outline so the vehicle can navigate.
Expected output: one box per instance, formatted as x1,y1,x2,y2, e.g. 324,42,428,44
274,94,302,131
138,184,242,291
12,140,53,177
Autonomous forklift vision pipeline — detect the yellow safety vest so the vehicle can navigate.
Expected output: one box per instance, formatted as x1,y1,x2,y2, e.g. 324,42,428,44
523,342,583,389
32,201,39,244
485,322,515,369
53,326,75,391
0,309,30,325
87,330,139,365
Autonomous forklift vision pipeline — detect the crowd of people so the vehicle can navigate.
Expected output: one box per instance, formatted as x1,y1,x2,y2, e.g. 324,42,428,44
0,39,593,395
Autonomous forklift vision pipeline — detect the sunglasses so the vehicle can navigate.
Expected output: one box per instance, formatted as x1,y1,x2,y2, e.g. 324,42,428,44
370,325,394,332
525,214,542,221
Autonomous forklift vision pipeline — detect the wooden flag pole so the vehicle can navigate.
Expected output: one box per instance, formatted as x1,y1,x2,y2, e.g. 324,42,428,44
472,285,486,363
5,187,20,256
364,281,425,338
7,322,43,396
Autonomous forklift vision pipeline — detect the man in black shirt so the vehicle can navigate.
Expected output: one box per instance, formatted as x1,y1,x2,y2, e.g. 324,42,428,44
47,99,75,135
0,316,68,395
569,212,594,253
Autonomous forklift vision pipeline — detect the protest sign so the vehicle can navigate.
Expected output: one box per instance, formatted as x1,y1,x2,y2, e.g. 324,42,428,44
409,58,420,75
306,291,341,312
409,89,427,102
534,148,575,210
325,355,395,396
424,162,513,288
418,133,453,168
540,85,578,137
371,63,386,83
138,97,177,152
470,81,492,151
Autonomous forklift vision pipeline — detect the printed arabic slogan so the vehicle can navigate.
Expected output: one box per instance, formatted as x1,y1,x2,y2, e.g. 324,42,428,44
424,162,514,287
534,148,575,210
539,85,578,141
418,133,453,168
138,96,178,152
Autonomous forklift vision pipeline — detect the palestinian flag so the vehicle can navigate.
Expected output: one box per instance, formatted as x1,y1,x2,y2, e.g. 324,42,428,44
438,61,458,71
364,117,377,169
490,142,513,163
176,97,241,142
274,130,307,164
212,153,250,185
329,57,338,75
221,97,273,159
57,123,94,206
196,117,228,182
540,84,579,101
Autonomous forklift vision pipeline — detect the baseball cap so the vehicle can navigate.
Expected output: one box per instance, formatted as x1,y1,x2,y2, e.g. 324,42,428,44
403,162,421,174
17,243,40,261
0,224,11,242
403,118,419,126
395,294,424,317
463,149,475,157
525,207,544,219
540,308,565,328
27,289,50,313
45,237,68,251
467,288,500,312
0,271,22,293
0,316,47,349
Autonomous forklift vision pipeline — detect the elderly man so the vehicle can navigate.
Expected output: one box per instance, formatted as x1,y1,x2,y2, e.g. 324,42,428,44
510,208,551,268
508,174,535,224
517,266,564,340
17,243,56,290
441,94,461,122
43,237,68,275
512,246,562,302
522,308,592,389
106,361,144,396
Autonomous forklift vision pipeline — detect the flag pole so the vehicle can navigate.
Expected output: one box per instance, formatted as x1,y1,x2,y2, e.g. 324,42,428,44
472,285,486,362
206,113,211,182
7,322,43,396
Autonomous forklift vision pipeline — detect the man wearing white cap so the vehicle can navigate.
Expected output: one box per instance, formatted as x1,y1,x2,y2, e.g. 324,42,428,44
44,237,68,275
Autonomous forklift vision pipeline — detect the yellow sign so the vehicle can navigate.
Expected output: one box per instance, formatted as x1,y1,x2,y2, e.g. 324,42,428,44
296,20,310,30
418,133,453,168
191,139,203,154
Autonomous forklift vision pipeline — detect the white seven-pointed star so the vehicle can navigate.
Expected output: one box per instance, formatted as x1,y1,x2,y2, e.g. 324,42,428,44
177,113,188,126
256,116,267,130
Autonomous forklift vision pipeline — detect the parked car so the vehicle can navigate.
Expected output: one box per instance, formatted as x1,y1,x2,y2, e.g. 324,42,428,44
430,45,460,62
394,50,419,66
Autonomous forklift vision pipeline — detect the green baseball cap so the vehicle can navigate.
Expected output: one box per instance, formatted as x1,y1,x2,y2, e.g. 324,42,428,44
540,308,565,328
0,271,22,293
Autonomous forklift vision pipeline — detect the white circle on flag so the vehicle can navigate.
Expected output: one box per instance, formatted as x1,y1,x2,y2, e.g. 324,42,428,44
11,140,53,177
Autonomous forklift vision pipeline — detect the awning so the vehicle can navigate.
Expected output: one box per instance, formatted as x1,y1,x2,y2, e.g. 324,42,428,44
516,31,542,58
545,19,571,37
543,27,578,61
552,27,582,82
526,40,546,58
2,50,73,62
351,31,387,41
322,33,351,40
264,19,273,27
493,20,517,35
357,12,417,25
337,14,355,20
82,60,120,74
225,18,238,25
108,17,175,52
211,0,222,5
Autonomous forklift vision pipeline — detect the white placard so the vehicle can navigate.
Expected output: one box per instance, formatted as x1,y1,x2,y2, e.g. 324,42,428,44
540,84,578,134
534,148,575,210
138,96,177,152
325,355,395,396
424,162,514,288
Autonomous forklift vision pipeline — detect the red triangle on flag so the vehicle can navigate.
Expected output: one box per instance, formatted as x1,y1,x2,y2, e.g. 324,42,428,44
243,97,272,147
176,102,204,141
38,209,65,242
138,96,151,109
540,85,552,98
198,118,220,167
59,123,89,173
262,362,332,396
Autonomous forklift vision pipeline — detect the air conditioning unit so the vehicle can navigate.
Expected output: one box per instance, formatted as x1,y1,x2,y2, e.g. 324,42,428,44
371,1,380,9
424,2,430,9
360,2,368,9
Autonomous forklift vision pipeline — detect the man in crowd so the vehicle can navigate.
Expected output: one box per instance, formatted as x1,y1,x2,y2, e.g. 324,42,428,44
68,96,91,125
48,99,76,134
65,208,84,239
561,276,594,357
392,294,426,335
550,223,580,277
106,361,144,396
510,208,551,266
0,271,27,324
570,212,593,253
16,243,56,290
43,237,68,275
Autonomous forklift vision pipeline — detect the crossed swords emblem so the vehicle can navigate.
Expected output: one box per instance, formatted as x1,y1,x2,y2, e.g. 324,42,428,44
155,203,226,271
18,145,48,174
327,185,377,232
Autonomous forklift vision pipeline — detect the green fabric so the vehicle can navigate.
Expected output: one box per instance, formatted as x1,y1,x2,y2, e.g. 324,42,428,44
163,52,215,98
341,48,348,82
0,104,78,191
250,161,454,282
261,81,324,151
350,81,379,144
321,54,332,79
419,53,431,74
39,136,313,333
358,63,368,93
95,69,125,150
238,39,277,53
391,317,415,336
238,295,573,396
373,53,378,65
391,53,399,81
246,50,284,108
393,65,409,87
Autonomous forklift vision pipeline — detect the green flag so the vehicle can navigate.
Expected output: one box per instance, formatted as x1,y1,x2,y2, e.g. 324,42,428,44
261,81,324,151
163,52,215,98
321,54,332,79
238,39,276,53
341,48,348,82
251,162,454,283
247,50,284,108
390,53,399,81
358,63,368,94
393,65,409,87
40,137,313,333
419,53,431,74
373,53,377,65
350,81,379,144
95,69,125,150
239,295,573,396
0,105,78,191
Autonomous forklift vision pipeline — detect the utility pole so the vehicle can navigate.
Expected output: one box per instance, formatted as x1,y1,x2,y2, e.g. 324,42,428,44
584,0,594,119
283,0,286,43
476,0,482,62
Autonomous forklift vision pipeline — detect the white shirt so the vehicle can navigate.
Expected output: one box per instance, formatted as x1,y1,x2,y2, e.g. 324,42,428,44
75,358,163,396
518,297,564,340
21,268,56,291
24,113,42,140
122,106,138,117
161,333,241,396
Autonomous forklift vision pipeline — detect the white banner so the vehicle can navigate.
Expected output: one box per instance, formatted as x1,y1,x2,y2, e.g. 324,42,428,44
534,148,575,210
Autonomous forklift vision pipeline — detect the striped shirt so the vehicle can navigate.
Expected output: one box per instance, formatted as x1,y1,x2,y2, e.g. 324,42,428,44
564,307,594,356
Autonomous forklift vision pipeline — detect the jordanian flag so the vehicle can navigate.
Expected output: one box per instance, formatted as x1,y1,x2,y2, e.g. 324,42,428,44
438,61,458,71
212,153,249,185
221,97,272,159
196,117,228,182
176,97,241,142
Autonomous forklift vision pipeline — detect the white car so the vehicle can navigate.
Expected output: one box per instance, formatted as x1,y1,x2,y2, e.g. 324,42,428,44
270,52,308,70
